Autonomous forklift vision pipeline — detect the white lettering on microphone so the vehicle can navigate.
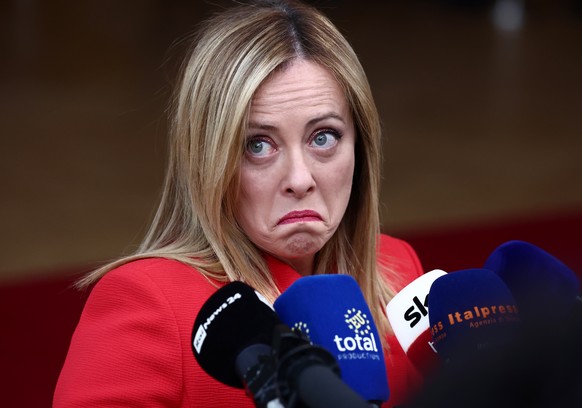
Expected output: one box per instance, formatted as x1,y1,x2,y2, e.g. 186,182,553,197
193,292,242,354
203,293,242,330
333,332,378,352
428,340,437,353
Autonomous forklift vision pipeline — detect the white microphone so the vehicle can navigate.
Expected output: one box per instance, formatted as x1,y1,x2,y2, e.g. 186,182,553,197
386,269,446,377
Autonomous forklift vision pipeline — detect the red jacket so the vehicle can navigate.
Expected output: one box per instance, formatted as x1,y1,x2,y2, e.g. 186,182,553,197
55,234,424,407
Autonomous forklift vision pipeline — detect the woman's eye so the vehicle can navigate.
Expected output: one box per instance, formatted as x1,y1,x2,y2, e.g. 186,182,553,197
310,129,340,149
246,137,275,157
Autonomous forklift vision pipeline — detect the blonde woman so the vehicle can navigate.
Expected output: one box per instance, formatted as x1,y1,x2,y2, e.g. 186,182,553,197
55,1,424,406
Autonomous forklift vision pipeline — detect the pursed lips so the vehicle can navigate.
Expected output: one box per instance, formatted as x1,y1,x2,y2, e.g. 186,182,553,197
277,210,323,225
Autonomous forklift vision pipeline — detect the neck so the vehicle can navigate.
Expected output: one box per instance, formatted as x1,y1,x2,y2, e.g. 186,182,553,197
267,254,314,276
287,258,314,276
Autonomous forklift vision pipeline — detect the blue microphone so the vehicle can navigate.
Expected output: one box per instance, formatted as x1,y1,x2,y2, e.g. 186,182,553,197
484,240,580,320
274,274,389,406
427,268,520,363
412,264,582,407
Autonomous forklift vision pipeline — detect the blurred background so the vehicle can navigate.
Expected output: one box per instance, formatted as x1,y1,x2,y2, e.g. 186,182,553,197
1,0,581,405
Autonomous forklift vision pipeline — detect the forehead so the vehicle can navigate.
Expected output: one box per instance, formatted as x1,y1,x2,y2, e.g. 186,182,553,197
250,59,348,116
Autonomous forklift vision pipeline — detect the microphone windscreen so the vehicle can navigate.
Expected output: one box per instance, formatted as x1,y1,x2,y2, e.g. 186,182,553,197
428,269,520,362
191,281,279,387
274,274,389,403
386,269,447,376
484,240,580,318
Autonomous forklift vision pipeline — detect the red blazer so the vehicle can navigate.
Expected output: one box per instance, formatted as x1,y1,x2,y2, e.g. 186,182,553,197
54,234,424,407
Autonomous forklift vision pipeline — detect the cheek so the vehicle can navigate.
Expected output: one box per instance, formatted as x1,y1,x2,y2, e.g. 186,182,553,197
329,156,355,218
326,154,355,199
235,167,274,228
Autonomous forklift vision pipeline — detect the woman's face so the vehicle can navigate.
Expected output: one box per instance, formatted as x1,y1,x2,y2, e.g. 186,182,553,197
235,59,356,276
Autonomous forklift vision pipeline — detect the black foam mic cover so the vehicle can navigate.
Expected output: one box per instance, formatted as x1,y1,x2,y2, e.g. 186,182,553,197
191,281,280,388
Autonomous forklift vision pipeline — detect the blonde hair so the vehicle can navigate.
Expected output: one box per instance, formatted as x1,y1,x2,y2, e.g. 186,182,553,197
78,0,397,341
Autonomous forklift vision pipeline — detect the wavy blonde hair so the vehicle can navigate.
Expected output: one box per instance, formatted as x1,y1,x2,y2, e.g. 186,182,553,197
78,0,397,340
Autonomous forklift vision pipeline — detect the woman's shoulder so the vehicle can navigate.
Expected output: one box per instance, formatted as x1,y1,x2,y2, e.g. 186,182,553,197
56,257,214,406
377,233,424,292
92,257,222,307
106,257,197,276
102,257,210,282
378,234,419,261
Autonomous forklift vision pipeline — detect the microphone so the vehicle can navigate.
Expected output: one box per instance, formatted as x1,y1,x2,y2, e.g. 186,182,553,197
191,281,281,406
191,281,370,408
386,269,447,377
483,240,580,320
412,263,582,407
274,274,389,406
482,241,582,405
427,268,520,363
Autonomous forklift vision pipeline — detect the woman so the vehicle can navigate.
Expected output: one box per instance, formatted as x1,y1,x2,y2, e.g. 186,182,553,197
55,1,424,406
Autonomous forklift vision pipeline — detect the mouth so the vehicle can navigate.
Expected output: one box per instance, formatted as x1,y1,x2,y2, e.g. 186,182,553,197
277,210,323,225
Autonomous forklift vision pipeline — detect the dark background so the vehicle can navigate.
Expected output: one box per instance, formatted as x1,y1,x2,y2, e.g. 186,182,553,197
1,0,581,406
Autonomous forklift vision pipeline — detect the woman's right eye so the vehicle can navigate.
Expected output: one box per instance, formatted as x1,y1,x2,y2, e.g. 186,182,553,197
246,137,276,157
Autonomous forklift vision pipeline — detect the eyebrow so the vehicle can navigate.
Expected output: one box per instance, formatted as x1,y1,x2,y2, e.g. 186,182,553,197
248,112,346,131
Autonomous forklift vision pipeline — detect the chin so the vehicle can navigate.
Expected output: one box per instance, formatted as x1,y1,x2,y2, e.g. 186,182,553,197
282,234,326,257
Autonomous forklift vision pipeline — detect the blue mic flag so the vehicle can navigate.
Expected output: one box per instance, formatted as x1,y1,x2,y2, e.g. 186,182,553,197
428,268,520,362
274,274,389,403
484,240,580,319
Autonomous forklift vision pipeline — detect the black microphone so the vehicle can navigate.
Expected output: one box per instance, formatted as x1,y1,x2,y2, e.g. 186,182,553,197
191,281,281,406
191,281,370,408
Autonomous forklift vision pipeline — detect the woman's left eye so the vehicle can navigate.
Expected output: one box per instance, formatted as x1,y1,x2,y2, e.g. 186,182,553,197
245,136,276,157
310,129,340,149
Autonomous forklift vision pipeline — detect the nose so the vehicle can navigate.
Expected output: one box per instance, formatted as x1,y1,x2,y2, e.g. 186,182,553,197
283,148,315,198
